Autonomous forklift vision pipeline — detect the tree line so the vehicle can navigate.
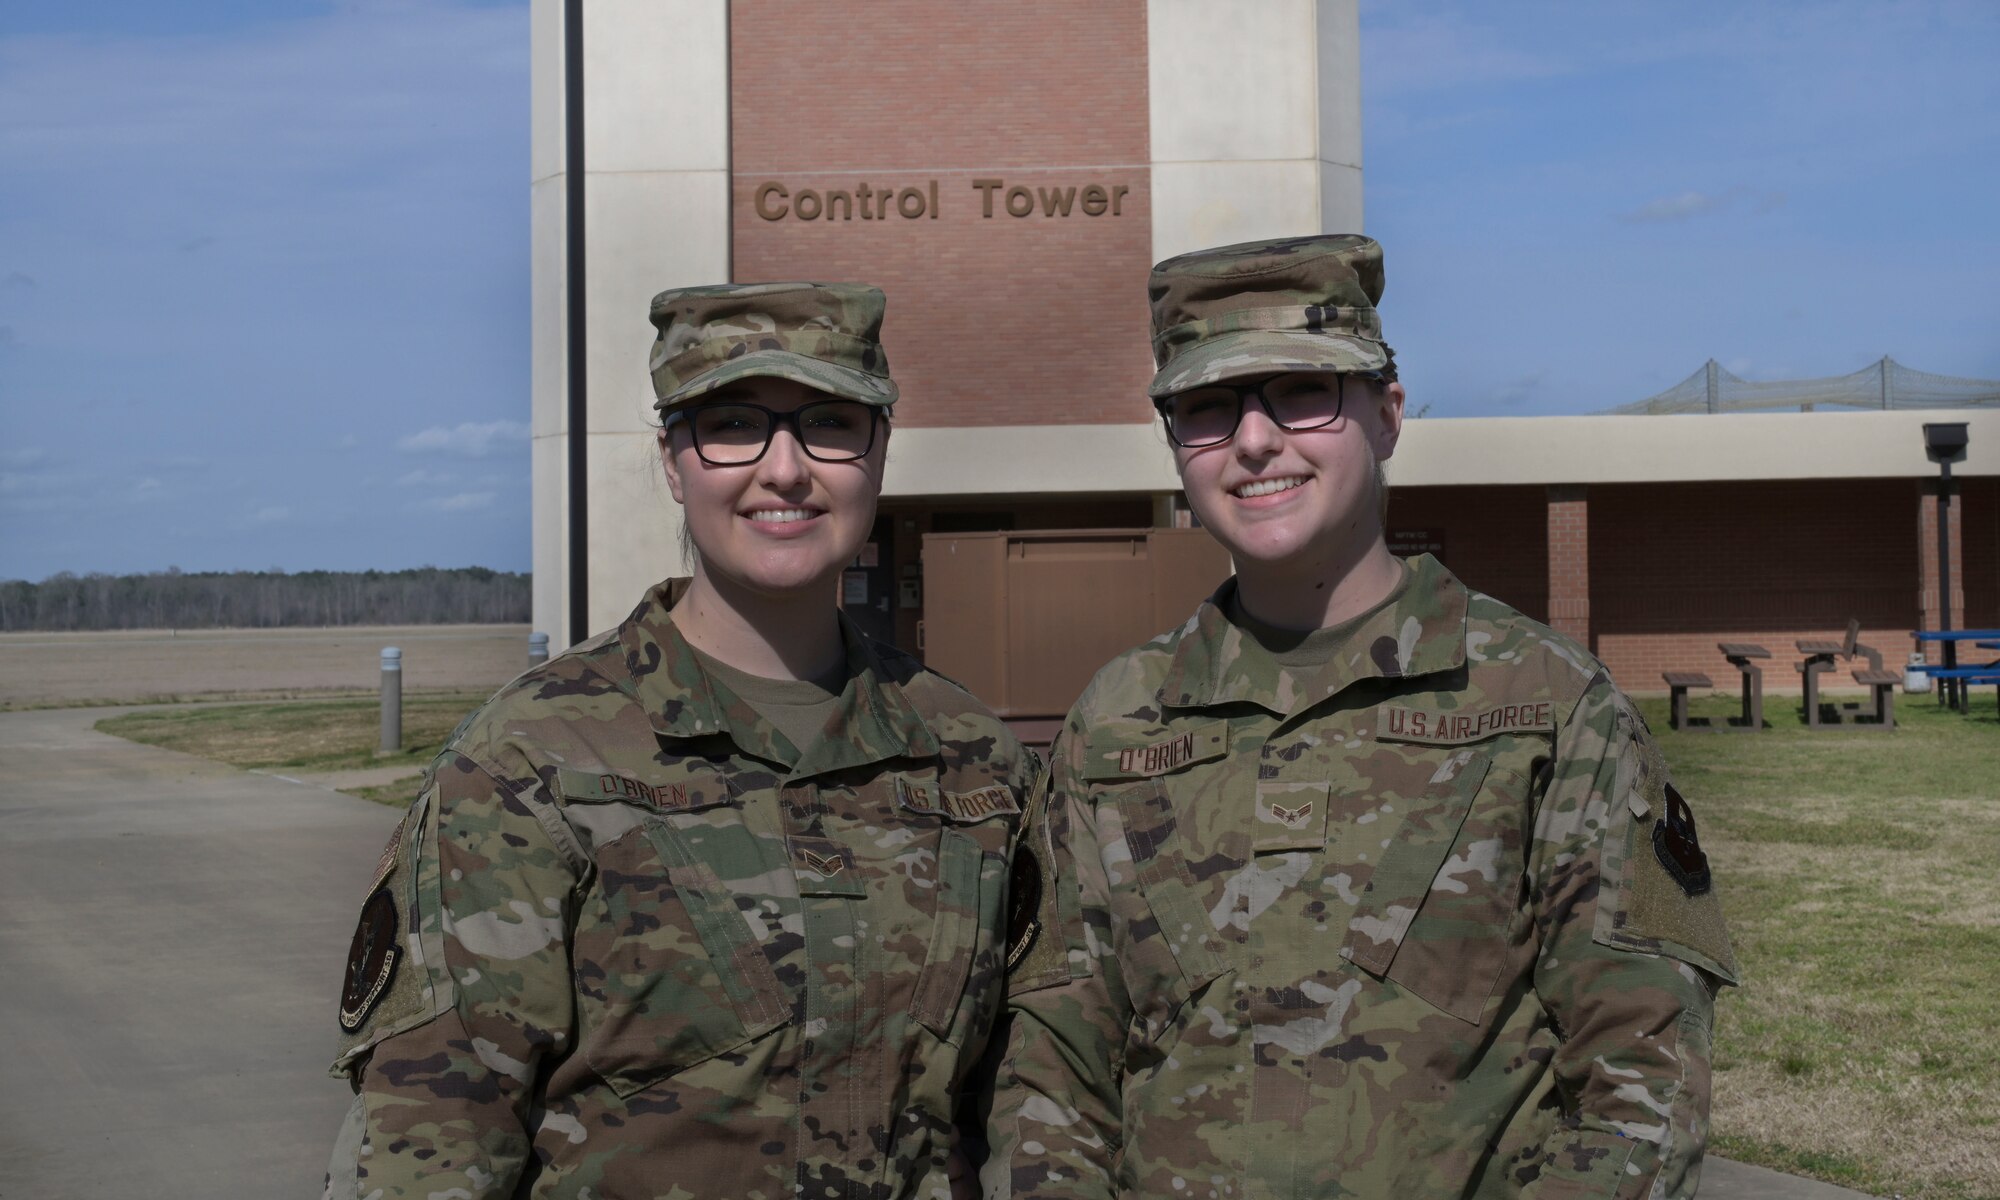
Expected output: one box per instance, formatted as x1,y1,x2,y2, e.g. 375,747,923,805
0,567,531,631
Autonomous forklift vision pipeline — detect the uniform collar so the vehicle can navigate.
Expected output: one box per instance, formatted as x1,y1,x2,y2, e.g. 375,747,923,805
615,577,941,777
1155,553,1469,716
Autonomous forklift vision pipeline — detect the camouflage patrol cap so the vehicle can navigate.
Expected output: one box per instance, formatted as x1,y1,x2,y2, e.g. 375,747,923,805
1147,234,1395,397
648,281,898,415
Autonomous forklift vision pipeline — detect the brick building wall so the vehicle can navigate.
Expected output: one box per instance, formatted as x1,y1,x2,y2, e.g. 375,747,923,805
1386,484,1549,622
1955,477,1997,629
730,1,1155,429
1586,479,1920,690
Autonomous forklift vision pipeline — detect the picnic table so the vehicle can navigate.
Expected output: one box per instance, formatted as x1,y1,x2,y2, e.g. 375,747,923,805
1913,629,2000,713
1795,619,1899,730
1663,642,1770,731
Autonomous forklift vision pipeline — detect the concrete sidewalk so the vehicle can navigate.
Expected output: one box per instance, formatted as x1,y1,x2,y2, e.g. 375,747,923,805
0,705,1877,1198
0,706,402,1199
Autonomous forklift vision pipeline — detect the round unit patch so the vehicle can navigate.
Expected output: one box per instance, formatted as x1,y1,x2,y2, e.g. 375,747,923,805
1005,846,1044,971
1652,782,1712,897
339,886,403,1033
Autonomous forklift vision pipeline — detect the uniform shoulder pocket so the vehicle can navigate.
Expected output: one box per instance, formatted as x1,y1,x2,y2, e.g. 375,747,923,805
1591,727,1739,985
1005,768,1074,996
331,785,452,1077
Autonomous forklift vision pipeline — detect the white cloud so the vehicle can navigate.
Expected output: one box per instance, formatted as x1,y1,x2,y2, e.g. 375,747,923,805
245,505,291,526
0,447,47,469
1619,187,1786,224
396,420,528,458
432,490,496,512
397,467,457,487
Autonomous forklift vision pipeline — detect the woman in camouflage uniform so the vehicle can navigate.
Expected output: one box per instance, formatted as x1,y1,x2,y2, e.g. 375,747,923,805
327,282,1034,1199
983,237,1736,1199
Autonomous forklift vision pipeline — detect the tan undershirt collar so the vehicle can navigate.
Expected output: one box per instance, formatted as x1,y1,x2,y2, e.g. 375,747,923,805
1224,558,1414,675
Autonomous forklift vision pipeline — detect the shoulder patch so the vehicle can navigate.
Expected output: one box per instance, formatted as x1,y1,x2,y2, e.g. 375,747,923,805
367,811,408,894
338,887,402,1032
1081,720,1228,781
1005,846,1044,971
1377,701,1555,745
1006,772,1073,993
1652,782,1711,896
331,791,451,1076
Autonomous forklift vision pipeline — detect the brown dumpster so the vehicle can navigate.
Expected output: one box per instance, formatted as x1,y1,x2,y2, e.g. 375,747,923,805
921,527,1232,721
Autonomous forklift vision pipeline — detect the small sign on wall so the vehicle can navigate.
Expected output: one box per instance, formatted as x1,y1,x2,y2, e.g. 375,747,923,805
842,571,869,605
1389,529,1444,559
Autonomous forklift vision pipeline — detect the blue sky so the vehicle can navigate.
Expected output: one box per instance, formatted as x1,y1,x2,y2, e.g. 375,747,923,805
2,1,1995,580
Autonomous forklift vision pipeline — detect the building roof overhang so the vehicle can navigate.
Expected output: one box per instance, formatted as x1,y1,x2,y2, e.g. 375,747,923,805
879,409,2000,497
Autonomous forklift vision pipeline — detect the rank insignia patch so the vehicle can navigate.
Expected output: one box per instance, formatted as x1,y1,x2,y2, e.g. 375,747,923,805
1006,846,1044,971
1270,801,1313,828
339,886,402,1033
800,848,845,879
1652,782,1712,896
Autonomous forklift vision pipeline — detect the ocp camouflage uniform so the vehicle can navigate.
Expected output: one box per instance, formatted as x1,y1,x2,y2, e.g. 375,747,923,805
985,554,1737,1199
326,578,1035,1199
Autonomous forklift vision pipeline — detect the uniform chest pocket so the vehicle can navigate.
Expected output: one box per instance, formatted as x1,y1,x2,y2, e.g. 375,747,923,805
1107,778,1230,1044
900,776,1018,1045
574,812,796,1099
1339,748,1528,1024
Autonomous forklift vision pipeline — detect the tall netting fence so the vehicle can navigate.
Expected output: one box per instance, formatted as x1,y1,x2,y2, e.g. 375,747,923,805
1603,357,2000,414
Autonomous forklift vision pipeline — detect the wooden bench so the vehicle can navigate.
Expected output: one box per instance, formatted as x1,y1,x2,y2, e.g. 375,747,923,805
1716,642,1771,731
1797,618,1896,730
1851,667,1901,729
1663,670,1714,731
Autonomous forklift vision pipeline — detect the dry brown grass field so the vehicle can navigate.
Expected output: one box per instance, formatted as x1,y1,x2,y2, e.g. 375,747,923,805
0,624,531,708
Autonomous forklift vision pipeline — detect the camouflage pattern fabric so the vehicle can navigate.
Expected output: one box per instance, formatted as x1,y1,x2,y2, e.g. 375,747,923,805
325,577,1035,1199
983,554,1737,1200
1147,234,1396,397
650,281,899,415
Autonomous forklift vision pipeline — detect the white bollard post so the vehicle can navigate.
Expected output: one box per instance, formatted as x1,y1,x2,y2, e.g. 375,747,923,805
379,647,403,754
528,631,550,667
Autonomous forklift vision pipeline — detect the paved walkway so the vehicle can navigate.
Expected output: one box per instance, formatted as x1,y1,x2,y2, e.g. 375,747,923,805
0,705,1876,1198
0,706,401,1199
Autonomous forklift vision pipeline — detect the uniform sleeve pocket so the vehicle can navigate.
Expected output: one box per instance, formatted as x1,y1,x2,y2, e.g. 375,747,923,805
575,821,794,1099
1343,753,1522,1024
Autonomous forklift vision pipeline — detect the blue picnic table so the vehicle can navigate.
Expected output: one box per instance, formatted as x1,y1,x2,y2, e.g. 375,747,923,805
1913,629,2000,713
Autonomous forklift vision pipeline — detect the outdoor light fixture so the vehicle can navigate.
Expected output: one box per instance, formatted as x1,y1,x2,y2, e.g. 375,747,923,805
1924,421,1969,465
1923,422,1970,708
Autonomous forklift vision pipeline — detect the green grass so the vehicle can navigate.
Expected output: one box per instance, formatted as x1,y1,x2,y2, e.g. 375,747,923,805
349,774,428,809
1647,689,2000,1200
3,687,379,712
95,692,487,775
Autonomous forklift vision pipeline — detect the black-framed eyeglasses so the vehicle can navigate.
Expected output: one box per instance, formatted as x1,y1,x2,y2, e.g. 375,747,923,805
1153,373,1380,448
666,398,882,466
